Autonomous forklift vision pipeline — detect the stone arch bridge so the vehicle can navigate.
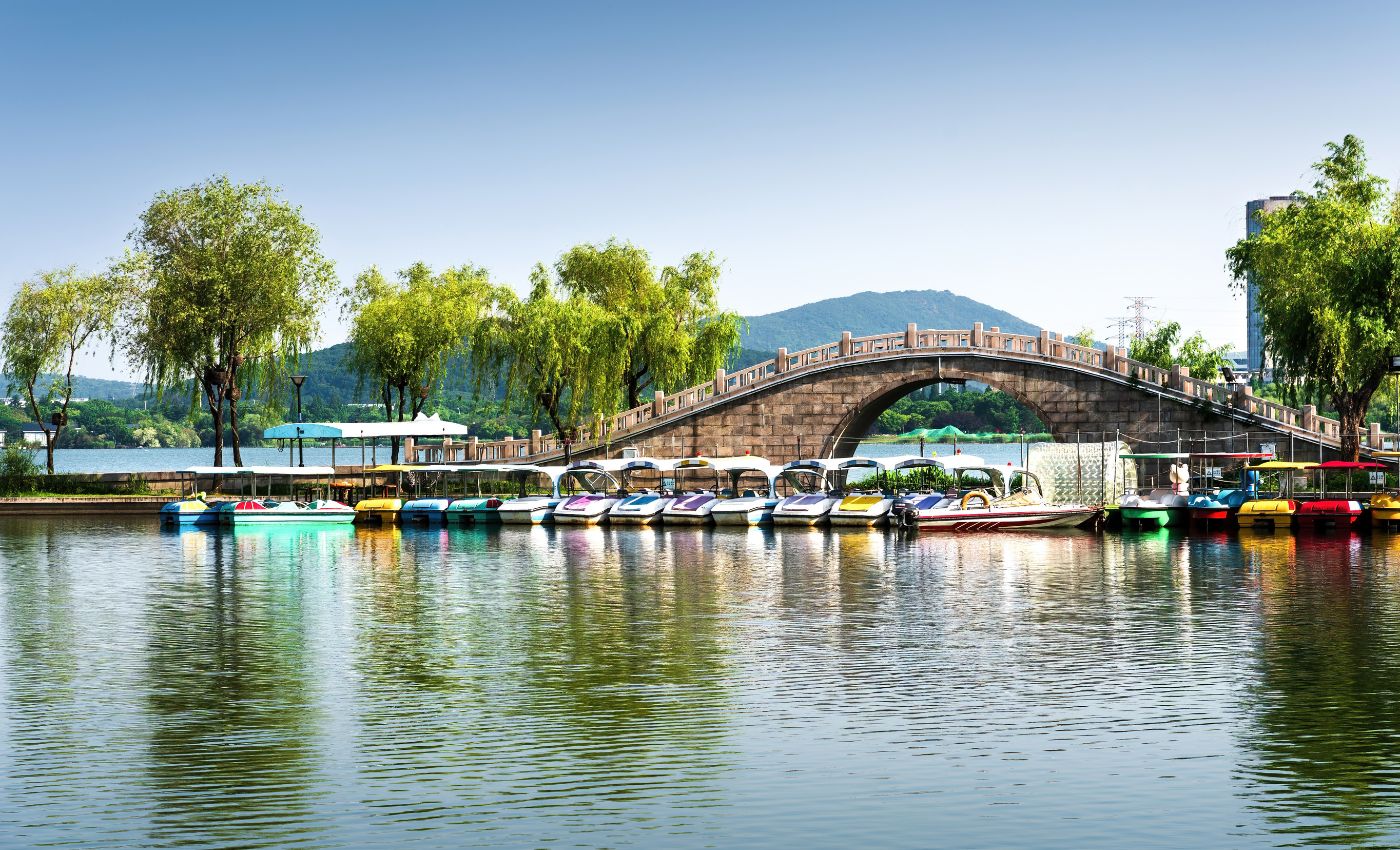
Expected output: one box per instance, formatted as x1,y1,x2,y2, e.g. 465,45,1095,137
413,324,1368,466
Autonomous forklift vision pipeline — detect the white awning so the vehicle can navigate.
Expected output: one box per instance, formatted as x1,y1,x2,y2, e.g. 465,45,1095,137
263,413,471,440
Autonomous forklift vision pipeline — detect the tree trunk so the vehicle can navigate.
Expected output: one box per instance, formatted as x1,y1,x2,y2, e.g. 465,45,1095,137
203,373,225,467
208,397,225,467
1335,398,1368,462
44,429,56,476
228,396,242,466
392,383,407,464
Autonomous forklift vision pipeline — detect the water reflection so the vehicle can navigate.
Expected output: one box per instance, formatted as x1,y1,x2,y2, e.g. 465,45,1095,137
5,519,1400,847
1236,530,1400,845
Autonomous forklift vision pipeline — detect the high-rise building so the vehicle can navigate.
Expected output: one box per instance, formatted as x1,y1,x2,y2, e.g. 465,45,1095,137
1245,196,1298,377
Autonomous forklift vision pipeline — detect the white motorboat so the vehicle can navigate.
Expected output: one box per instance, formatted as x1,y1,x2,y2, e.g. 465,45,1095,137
828,455,944,526
552,459,631,524
772,458,845,525
661,456,773,524
608,458,679,524
497,465,569,525
892,460,1098,531
708,460,785,526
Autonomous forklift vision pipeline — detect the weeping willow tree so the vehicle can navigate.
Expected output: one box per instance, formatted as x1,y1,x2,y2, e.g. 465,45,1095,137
550,240,743,408
0,266,128,473
1228,136,1400,461
344,262,497,462
124,177,337,466
480,268,629,462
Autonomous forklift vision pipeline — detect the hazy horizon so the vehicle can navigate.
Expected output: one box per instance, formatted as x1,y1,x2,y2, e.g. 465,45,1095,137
4,1,1398,380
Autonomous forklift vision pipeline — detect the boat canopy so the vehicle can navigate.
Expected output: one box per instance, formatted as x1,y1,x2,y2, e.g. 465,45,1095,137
934,453,988,470
367,464,417,472
837,455,943,473
620,457,676,473
1120,452,1191,460
1188,452,1275,459
181,465,336,476
1315,460,1386,470
1247,460,1318,470
566,458,634,473
676,455,772,472
262,413,470,440
781,457,845,473
1374,450,1400,458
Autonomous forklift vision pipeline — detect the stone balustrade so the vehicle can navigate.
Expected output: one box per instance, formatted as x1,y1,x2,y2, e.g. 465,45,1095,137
406,324,1370,463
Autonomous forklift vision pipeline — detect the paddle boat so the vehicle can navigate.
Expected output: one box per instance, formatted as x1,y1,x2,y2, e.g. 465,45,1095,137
608,459,679,524
399,464,468,524
772,458,846,525
445,464,516,524
354,464,416,524
1296,460,1382,529
1184,452,1268,529
1236,461,1315,529
497,465,570,525
552,459,632,524
219,497,357,524
160,466,235,525
1116,454,1191,529
1369,451,1400,529
896,460,1097,531
828,455,944,526
162,466,345,526
662,456,773,524
707,459,786,526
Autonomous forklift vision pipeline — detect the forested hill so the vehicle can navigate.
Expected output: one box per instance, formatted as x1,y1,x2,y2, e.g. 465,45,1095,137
733,289,1039,366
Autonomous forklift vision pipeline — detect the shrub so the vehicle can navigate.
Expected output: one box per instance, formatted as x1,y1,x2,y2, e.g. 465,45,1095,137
0,444,41,495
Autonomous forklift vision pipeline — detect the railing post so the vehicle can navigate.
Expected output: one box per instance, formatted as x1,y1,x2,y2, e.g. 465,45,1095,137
905,322,917,349
775,347,787,373
404,437,416,462
1232,383,1253,410
468,435,479,461
1116,346,1129,374
1302,404,1318,433
530,429,542,455
714,368,727,395
653,390,665,416
1039,329,1051,355
840,331,852,357
1370,421,1383,449
972,322,984,347
1170,364,1190,391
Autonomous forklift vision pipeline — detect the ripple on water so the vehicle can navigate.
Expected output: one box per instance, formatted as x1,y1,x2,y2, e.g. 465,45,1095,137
3,518,1400,848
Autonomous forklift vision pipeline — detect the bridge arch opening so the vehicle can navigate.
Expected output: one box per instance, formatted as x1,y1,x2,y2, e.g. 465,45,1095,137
827,374,1053,458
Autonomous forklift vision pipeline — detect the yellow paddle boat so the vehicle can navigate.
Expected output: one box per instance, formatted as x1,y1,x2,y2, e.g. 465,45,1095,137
1235,461,1315,529
354,464,416,524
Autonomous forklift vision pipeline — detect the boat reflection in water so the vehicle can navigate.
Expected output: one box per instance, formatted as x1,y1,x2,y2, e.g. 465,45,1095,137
9,518,1400,848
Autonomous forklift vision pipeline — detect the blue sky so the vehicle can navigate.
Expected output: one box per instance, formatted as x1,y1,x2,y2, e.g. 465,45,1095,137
3,1,1398,379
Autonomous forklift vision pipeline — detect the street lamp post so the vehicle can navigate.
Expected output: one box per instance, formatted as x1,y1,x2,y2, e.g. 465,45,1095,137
290,375,307,467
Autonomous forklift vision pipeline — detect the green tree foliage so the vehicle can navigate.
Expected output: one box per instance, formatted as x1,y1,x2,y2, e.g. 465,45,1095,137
551,241,743,408
0,266,126,473
1128,321,1232,382
1227,135,1400,460
344,262,496,462
123,177,336,467
1070,327,1097,348
481,269,629,461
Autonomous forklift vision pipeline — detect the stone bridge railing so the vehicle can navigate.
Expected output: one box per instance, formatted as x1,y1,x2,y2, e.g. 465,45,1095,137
408,322,1352,463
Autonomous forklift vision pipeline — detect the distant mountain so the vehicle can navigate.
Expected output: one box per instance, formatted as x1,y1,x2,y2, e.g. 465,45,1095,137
2,373,144,401
734,289,1039,365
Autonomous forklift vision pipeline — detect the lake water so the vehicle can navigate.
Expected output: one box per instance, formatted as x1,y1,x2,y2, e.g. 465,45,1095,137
38,442,1025,473
3,519,1399,848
